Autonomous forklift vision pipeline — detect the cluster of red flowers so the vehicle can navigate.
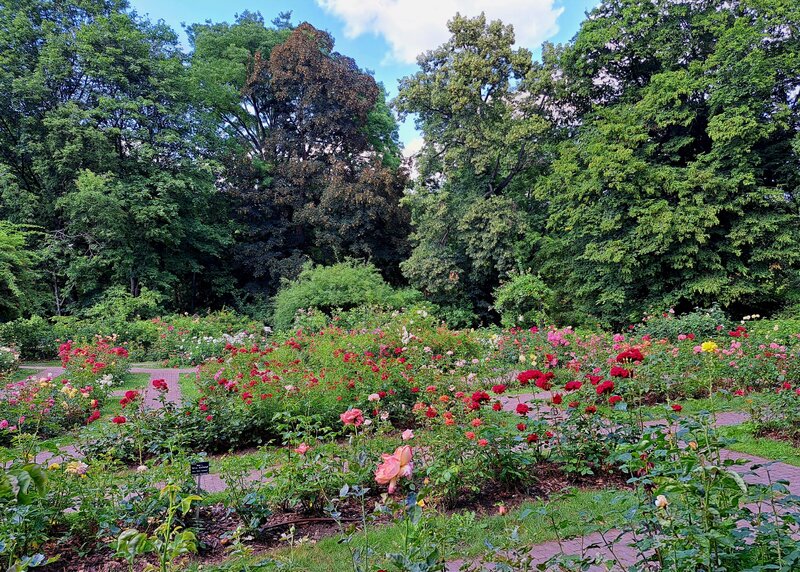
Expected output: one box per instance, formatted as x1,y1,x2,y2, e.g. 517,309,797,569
516,369,556,390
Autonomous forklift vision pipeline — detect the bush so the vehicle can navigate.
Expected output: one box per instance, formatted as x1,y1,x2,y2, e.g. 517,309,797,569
0,315,57,360
0,345,19,377
271,261,422,331
493,271,553,328
635,304,729,340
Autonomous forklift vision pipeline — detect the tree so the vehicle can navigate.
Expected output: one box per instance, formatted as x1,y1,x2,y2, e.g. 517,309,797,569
189,16,409,294
0,0,232,312
0,223,39,320
395,14,549,321
535,0,800,323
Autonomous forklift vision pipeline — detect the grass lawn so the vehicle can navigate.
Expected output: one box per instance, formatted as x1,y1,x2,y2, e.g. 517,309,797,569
193,488,635,572
719,424,800,466
100,372,152,415
179,372,201,403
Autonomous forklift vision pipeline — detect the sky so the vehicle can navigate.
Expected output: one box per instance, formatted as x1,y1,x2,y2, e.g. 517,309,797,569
128,0,598,153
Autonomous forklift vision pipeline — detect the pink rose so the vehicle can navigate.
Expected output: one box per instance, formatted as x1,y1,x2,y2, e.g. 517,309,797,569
340,408,364,427
374,445,413,494
294,443,310,455
401,429,414,440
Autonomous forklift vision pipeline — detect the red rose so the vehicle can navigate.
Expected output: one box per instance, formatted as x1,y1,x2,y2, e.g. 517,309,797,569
596,380,615,395
515,403,530,415
551,393,563,405
671,404,682,412
112,415,126,424
608,395,623,405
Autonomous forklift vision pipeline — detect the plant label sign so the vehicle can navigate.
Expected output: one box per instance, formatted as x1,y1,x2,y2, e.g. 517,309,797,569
190,461,210,476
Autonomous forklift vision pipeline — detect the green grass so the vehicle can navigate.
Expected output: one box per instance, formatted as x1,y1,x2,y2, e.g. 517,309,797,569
179,372,201,403
101,372,151,415
719,424,800,466
193,488,635,572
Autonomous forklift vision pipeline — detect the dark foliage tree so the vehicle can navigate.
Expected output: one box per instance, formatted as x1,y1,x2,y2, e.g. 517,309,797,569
189,17,409,295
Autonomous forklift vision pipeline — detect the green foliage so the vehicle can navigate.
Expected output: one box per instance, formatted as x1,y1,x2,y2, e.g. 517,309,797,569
493,272,553,328
272,261,421,331
533,0,800,324
635,305,729,340
0,223,40,320
396,15,547,321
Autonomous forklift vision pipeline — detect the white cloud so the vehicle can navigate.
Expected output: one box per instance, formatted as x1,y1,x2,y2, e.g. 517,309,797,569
316,0,564,64
402,136,424,159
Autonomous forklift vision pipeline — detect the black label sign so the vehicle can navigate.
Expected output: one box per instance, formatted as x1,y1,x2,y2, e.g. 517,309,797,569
190,461,210,476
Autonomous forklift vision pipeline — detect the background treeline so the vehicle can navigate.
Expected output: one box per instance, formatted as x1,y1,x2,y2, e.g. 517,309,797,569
1,0,798,329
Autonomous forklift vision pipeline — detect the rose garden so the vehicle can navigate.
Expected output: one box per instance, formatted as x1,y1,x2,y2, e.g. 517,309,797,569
2,0,799,570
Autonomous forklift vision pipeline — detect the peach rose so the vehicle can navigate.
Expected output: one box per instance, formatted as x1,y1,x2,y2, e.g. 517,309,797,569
375,445,413,494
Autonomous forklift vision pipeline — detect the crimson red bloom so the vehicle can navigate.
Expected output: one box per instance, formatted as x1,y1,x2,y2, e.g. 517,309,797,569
112,415,126,424
610,366,632,378
596,380,615,395
515,403,530,415
615,348,644,363
671,404,683,412
551,393,563,405
564,380,582,391
608,395,623,405
492,384,507,394
585,405,597,414
151,378,168,392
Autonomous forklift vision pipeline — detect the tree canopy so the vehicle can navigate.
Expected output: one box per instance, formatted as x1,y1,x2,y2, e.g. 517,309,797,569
0,0,798,326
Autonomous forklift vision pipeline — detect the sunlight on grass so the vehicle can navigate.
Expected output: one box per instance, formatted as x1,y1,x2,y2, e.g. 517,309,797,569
719,424,800,466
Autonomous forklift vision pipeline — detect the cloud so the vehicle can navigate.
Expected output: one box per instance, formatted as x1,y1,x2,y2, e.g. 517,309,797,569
402,136,424,159
316,0,564,64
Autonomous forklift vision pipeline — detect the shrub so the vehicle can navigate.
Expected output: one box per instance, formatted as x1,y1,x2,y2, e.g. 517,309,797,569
271,261,421,331
635,304,729,340
493,271,553,328
0,345,19,377
0,315,57,360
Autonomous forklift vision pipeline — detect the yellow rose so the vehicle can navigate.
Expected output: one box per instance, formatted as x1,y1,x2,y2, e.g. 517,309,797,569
701,341,718,353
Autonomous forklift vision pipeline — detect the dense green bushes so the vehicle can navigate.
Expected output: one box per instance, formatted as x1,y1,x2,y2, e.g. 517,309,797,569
272,261,422,331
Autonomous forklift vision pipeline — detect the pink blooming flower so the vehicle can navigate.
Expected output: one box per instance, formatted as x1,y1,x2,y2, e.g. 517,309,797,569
402,429,414,440
340,408,364,427
0,420,8,430
368,393,381,402
374,445,413,494
294,443,311,455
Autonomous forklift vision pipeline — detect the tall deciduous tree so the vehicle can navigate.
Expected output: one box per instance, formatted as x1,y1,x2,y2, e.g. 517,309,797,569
535,0,800,323
0,0,232,312
189,16,409,294
395,14,549,322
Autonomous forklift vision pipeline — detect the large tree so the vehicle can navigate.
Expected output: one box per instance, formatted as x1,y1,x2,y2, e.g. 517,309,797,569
395,14,550,322
0,0,231,312
189,15,409,295
535,0,800,323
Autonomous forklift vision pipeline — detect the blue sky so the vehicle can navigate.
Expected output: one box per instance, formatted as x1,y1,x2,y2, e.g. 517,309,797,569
128,0,597,148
